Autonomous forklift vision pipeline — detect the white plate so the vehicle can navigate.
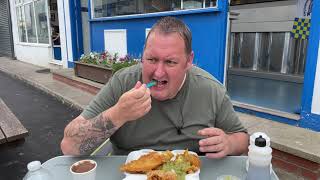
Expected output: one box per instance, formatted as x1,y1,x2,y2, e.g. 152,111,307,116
123,149,200,180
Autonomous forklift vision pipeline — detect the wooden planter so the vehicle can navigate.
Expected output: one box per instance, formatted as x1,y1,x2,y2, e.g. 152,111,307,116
74,61,113,84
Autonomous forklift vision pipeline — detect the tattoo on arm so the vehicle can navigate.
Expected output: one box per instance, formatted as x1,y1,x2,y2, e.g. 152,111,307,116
65,113,117,155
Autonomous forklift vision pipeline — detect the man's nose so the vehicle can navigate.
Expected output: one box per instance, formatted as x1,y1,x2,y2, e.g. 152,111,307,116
154,63,165,77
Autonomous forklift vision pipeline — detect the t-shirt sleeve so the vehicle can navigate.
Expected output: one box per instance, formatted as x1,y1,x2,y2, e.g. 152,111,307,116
215,92,247,133
81,75,122,119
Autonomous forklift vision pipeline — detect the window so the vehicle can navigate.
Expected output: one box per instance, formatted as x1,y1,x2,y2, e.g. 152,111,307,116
230,0,286,6
229,32,307,75
15,0,49,44
92,0,217,19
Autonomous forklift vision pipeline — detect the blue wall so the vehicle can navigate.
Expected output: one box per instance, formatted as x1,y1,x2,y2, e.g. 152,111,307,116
89,4,229,82
300,0,320,131
68,0,84,68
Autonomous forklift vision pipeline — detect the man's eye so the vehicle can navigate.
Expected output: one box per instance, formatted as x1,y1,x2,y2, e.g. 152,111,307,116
166,60,177,66
147,58,157,64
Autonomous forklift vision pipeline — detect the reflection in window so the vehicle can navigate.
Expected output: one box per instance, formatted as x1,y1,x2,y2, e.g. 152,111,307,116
24,3,37,43
230,0,282,6
92,0,216,18
35,0,49,44
229,32,307,76
183,0,202,9
239,33,256,69
15,0,49,44
16,7,27,42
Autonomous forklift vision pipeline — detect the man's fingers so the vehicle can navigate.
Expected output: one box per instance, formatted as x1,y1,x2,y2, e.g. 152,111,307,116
198,128,224,137
205,151,227,159
138,88,151,102
144,104,152,114
199,136,222,146
199,143,223,153
138,97,152,110
131,84,147,99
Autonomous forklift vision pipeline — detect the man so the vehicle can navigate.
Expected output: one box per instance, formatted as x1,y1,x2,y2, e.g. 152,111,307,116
61,16,248,158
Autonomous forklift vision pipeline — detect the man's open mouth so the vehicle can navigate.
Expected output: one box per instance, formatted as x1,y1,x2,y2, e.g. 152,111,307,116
152,79,168,86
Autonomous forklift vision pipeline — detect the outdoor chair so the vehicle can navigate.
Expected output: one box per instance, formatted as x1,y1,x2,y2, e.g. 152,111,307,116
90,138,113,156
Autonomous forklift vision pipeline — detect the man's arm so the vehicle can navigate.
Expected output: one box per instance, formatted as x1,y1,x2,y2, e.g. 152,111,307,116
60,107,121,155
226,131,249,156
61,82,152,155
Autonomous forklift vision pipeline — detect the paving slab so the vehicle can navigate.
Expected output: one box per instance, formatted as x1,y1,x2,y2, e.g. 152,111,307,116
0,58,93,111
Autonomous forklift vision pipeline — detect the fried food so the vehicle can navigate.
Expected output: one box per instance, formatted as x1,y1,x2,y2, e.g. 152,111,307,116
120,150,200,180
159,150,201,179
147,170,177,180
178,150,201,173
120,151,174,174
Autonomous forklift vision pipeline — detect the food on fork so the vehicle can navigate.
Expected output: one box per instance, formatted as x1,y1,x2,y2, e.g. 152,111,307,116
120,151,174,173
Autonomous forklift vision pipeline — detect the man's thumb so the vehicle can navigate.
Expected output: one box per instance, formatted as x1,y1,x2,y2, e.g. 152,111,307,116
134,81,142,89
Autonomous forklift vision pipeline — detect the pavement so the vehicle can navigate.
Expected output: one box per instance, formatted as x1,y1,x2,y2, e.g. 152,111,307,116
0,70,81,180
0,57,320,179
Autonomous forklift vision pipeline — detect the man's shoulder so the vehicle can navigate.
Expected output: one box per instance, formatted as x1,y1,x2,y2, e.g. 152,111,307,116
113,63,142,81
189,66,224,88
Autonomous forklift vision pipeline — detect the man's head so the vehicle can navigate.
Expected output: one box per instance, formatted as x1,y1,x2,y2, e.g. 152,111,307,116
142,16,194,101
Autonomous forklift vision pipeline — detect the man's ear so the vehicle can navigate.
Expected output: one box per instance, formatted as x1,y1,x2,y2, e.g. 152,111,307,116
186,51,194,70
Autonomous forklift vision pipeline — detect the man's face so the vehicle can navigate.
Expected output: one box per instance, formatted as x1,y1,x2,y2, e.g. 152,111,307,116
142,31,194,101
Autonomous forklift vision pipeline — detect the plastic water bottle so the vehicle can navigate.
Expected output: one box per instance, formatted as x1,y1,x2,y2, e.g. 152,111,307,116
23,161,53,180
246,133,272,180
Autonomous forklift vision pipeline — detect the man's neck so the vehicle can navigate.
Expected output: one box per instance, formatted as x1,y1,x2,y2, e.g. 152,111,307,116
178,74,187,91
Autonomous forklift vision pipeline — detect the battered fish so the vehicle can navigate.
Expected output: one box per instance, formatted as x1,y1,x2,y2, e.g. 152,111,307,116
120,151,174,174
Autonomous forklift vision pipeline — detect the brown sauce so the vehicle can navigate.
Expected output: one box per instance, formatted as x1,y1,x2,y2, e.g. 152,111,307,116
71,160,96,173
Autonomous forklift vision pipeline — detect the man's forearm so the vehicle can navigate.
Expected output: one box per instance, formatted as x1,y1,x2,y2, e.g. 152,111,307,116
227,132,249,155
63,112,117,155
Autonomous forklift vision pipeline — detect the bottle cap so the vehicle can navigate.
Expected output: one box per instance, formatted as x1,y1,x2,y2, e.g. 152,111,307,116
255,135,266,147
250,132,270,147
27,161,41,171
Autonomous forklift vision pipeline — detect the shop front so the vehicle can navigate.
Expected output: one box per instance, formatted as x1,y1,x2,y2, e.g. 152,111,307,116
88,0,228,82
86,0,320,131
8,0,83,68
228,0,320,131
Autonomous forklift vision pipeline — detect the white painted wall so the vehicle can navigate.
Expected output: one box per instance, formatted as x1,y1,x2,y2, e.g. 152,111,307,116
14,45,53,67
311,40,320,115
230,1,297,32
104,30,127,58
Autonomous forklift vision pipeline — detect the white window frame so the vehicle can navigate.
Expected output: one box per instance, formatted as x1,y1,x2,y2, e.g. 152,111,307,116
15,0,50,45
90,0,217,19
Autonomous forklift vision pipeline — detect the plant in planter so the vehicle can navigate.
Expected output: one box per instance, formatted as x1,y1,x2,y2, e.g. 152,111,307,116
74,51,139,84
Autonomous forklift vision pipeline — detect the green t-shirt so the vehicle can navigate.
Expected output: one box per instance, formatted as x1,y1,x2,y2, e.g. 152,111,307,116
81,64,246,155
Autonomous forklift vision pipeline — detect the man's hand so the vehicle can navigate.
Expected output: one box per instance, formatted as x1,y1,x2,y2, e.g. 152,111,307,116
198,128,248,158
109,81,152,126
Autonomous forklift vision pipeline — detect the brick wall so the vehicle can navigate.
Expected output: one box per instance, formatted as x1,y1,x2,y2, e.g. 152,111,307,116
272,149,320,180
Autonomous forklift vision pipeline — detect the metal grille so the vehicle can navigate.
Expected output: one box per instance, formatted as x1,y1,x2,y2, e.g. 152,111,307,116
229,32,307,76
0,0,14,58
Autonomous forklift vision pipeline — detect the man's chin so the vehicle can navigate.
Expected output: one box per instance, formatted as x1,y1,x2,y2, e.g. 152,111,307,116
151,93,169,101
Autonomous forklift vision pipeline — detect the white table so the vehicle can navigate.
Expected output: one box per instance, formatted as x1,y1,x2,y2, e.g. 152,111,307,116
42,155,279,180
